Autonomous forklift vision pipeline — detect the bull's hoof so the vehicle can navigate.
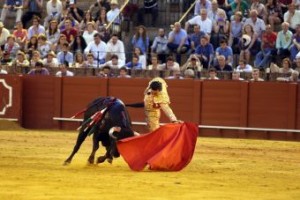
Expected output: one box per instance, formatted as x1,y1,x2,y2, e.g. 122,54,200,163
107,158,113,164
97,156,107,164
63,159,71,166
88,157,94,164
63,161,70,166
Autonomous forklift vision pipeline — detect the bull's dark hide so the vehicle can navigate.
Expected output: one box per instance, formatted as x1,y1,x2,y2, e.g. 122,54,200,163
64,97,134,165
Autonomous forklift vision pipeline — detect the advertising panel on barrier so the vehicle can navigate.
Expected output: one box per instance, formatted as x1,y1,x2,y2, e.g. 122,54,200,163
0,79,12,115
0,75,22,122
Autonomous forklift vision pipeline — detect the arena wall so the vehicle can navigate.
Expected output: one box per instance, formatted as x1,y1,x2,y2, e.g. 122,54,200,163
1,75,299,141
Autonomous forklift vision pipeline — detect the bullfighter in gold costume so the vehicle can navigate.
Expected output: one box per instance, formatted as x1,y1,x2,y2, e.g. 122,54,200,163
144,77,181,131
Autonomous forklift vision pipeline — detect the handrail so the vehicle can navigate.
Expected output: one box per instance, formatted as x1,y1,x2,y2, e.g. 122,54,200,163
105,0,130,30
52,117,300,133
170,0,197,29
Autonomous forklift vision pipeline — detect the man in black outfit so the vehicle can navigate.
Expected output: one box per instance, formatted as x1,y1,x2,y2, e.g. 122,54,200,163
137,0,158,26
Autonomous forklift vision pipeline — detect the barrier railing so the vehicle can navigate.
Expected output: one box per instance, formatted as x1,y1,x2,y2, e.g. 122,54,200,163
2,63,296,81
52,117,300,133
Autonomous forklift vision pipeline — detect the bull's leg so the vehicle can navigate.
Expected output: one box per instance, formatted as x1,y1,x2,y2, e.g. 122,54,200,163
63,129,88,165
88,133,100,164
97,145,113,164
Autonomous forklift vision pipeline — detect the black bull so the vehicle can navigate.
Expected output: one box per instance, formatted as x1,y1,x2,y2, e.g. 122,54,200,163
64,97,141,165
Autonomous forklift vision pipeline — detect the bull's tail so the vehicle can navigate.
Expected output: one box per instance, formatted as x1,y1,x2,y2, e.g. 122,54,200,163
125,102,144,108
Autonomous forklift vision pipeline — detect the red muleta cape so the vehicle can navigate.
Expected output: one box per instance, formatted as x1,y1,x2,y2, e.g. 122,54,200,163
117,122,198,171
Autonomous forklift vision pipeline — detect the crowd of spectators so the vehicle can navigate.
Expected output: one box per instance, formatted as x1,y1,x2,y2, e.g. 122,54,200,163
0,0,299,82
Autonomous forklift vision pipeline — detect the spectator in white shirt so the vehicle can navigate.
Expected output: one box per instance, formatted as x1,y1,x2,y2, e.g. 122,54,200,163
194,0,212,16
82,22,98,45
185,9,212,35
84,53,98,68
244,10,266,40
45,0,63,29
84,33,107,67
236,59,253,72
0,22,10,47
0,63,8,74
56,62,74,77
106,34,126,66
99,54,124,69
232,71,244,80
284,3,300,32
27,16,46,40
107,0,121,24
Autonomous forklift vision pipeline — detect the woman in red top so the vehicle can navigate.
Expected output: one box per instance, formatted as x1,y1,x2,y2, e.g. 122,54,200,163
13,21,28,49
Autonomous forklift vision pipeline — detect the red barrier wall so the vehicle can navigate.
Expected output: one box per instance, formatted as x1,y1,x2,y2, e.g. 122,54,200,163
2,75,299,141
22,76,60,129
58,77,108,130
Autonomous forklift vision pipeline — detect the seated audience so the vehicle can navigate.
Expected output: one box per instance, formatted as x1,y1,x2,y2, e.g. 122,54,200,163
21,0,43,28
14,51,30,74
106,34,126,66
13,21,28,49
125,54,142,69
4,35,20,60
147,55,164,70
270,58,294,73
84,33,107,66
57,42,74,65
56,62,74,77
167,22,189,64
232,71,244,81
72,52,86,68
27,16,46,40
207,67,219,80
214,55,233,72
0,0,23,23
250,68,264,81
99,54,123,69
118,67,131,78
28,61,50,75
195,34,214,69
98,65,114,77
85,53,98,68
183,69,196,79
161,56,180,71
151,28,169,63
43,51,59,68
181,54,202,75
236,59,253,72
0,63,8,74
276,22,293,59
0,22,10,47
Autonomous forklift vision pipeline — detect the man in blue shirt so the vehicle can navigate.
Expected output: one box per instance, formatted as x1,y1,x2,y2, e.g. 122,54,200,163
189,24,206,54
167,22,190,65
195,35,214,69
215,39,233,66
125,55,142,69
1,0,23,23
57,43,74,66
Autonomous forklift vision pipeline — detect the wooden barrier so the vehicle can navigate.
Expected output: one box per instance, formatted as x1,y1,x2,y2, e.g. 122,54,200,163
1,75,299,141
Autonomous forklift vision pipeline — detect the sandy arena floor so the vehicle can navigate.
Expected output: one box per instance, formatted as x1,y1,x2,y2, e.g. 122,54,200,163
0,122,300,200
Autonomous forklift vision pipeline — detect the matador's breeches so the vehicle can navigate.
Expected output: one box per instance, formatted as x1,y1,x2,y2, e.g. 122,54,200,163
145,109,160,132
